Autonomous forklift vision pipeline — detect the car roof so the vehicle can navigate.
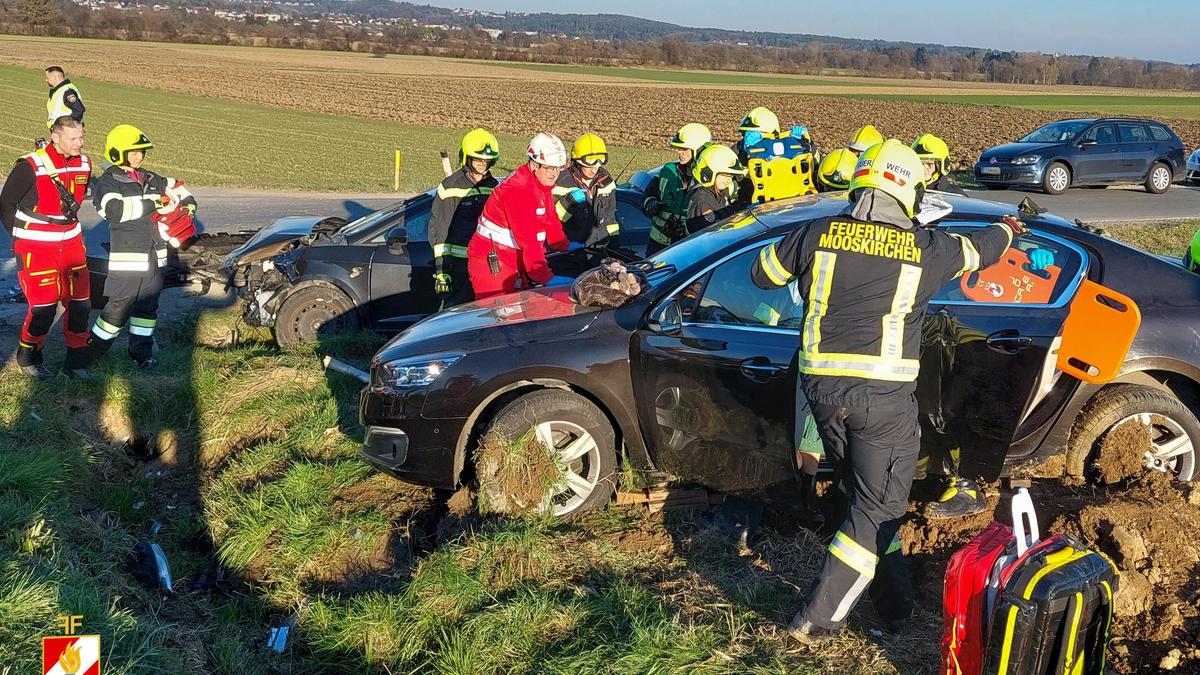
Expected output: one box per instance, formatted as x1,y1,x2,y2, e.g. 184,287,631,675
746,191,1077,234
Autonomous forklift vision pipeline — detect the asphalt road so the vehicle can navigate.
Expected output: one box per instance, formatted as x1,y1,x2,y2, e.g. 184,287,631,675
3,182,1200,279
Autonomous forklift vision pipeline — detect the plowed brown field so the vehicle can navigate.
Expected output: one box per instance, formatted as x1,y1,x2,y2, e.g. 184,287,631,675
1,37,1195,175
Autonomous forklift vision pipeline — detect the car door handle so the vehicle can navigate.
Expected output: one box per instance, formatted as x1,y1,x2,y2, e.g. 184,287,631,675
740,357,785,380
986,329,1033,353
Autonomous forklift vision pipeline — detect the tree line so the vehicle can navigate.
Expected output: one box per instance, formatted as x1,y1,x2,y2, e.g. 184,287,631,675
5,0,1199,91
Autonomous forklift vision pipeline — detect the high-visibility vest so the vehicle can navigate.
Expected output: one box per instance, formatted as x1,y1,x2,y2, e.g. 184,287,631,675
46,83,81,128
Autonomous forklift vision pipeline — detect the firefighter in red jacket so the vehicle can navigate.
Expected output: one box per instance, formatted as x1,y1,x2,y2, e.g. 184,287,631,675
468,132,571,300
0,116,93,379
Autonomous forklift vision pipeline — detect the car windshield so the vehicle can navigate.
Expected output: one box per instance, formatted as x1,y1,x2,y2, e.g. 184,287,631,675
338,201,406,239
1019,121,1091,143
641,212,767,283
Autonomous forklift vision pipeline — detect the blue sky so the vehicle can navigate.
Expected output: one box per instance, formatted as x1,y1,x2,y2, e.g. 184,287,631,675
456,0,1200,64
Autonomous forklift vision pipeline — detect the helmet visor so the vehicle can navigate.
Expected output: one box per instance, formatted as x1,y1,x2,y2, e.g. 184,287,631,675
576,154,607,167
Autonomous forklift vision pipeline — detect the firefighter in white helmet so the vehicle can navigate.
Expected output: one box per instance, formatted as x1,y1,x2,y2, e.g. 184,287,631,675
467,132,571,299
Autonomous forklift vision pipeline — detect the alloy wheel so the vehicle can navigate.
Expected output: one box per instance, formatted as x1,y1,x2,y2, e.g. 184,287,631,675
1152,166,1171,192
1048,166,1070,193
534,420,602,516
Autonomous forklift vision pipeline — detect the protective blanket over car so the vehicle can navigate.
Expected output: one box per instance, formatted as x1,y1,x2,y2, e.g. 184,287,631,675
570,259,644,308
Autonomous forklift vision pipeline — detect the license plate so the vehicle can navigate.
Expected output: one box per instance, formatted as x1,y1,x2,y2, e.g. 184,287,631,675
981,166,1001,175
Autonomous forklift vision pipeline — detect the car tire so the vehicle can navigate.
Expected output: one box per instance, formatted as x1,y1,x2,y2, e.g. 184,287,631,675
1145,162,1172,194
1042,162,1071,195
482,389,617,518
1065,384,1198,482
272,284,360,347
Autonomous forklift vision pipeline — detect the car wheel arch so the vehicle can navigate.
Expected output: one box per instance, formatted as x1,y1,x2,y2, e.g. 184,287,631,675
451,377,655,487
278,277,363,319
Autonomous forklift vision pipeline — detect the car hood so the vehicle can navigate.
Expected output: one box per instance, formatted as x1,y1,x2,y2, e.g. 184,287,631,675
221,216,330,268
375,287,602,361
980,142,1059,159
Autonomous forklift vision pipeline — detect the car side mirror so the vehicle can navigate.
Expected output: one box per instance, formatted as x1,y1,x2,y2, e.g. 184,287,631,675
386,226,408,255
648,298,682,334
1078,139,1098,147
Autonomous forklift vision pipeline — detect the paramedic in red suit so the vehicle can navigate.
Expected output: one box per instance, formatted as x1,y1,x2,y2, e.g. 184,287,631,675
0,116,93,379
468,132,571,300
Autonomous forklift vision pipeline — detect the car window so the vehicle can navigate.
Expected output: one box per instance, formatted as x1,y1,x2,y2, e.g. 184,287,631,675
340,202,405,239
369,204,431,244
687,247,802,328
1019,121,1091,143
933,226,1085,306
1118,124,1152,143
1081,124,1115,144
1149,125,1173,142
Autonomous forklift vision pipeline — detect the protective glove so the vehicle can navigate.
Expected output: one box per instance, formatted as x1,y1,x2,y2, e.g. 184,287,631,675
566,241,584,252
642,196,662,217
545,275,574,286
790,125,808,140
743,130,763,147
154,192,180,215
566,188,587,205
434,272,452,295
1029,248,1054,271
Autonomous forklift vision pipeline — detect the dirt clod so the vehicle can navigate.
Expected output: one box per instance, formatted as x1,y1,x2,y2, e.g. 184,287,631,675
475,429,560,515
1107,525,1148,567
1160,649,1183,671
1113,571,1153,617
1093,418,1151,484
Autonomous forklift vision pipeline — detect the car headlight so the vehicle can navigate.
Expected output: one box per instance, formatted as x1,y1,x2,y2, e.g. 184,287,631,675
1012,155,1041,165
378,353,463,389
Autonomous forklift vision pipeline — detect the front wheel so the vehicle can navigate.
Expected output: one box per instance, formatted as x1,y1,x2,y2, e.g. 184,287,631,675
1145,162,1172,194
272,285,359,347
480,389,617,518
1042,162,1071,195
1066,384,1199,482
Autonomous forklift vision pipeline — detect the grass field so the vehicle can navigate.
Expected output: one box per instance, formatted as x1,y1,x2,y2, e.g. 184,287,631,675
0,63,668,192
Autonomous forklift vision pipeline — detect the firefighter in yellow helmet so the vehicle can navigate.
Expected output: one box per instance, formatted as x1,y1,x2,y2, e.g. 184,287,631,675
430,128,500,307
686,144,746,236
847,124,883,156
816,148,857,191
912,133,965,195
751,139,1029,643
645,123,712,255
88,124,197,369
737,106,818,204
554,133,619,253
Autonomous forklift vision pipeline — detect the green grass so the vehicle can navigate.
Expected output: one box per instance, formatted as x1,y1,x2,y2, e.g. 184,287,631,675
820,92,1200,120
0,63,667,192
1104,219,1199,255
490,61,891,87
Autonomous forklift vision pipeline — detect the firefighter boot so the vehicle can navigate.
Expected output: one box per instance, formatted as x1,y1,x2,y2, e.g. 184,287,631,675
925,477,986,519
16,342,52,380
800,472,825,528
61,347,94,381
786,615,841,645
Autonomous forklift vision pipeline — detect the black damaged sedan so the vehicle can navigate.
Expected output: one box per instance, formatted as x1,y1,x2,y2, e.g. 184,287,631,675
359,193,1200,517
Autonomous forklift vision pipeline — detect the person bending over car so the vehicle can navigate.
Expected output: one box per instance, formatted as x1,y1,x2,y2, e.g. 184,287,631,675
751,139,1028,643
684,144,746,237
431,128,500,308
467,132,571,300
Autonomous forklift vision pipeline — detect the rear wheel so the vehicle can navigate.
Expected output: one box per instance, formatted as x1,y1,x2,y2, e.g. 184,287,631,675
1145,162,1172,194
1066,384,1199,482
482,389,617,518
1042,162,1071,195
273,285,359,347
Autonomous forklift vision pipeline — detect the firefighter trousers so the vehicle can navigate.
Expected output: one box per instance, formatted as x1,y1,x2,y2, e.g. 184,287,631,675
90,267,162,364
799,393,920,630
468,249,528,300
13,236,91,366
